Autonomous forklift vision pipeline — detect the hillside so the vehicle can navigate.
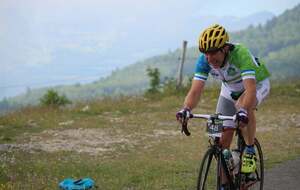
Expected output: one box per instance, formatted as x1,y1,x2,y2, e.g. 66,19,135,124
1,4,300,110
96,3,300,90
0,83,299,189
1,4,274,101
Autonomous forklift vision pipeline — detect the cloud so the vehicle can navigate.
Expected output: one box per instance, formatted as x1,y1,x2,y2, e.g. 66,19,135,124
1,0,299,99
24,46,53,67
57,29,124,55
0,30,53,68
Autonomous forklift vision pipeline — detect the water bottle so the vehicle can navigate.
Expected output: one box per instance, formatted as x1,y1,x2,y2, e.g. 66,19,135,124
222,149,234,171
231,150,241,175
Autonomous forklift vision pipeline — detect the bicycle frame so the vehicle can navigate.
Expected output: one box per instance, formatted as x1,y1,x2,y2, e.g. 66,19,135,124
183,113,263,190
206,131,242,189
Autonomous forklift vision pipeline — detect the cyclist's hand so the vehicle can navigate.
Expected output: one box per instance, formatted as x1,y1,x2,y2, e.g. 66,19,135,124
176,108,191,124
235,108,249,126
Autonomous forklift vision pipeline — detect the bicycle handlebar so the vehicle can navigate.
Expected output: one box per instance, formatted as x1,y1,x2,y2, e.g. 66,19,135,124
191,114,236,121
181,113,236,136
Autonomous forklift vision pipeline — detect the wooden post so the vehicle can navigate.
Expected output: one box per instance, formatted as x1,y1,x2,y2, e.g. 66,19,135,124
176,40,188,89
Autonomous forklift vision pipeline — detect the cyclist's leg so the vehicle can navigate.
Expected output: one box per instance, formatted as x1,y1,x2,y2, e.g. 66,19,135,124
217,84,237,148
236,78,270,146
216,95,236,148
236,78,270,173
216,90,237,186
236,99,256,145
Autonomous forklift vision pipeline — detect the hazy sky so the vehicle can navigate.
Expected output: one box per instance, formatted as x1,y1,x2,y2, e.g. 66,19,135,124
1,0,300,99
194,0,300,16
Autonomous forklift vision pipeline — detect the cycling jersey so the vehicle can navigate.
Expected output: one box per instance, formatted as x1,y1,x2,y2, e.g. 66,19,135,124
194,44,270,93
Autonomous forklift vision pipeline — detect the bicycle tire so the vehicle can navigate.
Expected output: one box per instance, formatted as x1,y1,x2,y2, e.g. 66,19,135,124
239,138,264,190
197,148,221,190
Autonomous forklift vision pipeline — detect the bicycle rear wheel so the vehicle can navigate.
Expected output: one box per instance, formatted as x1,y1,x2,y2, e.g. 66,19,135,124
241,138,264,190
197,148,221,190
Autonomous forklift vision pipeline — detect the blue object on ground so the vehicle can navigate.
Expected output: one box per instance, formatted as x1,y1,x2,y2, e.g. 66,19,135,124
59,178,95,190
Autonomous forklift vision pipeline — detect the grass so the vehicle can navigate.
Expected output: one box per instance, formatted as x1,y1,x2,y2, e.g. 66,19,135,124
0,82,299,189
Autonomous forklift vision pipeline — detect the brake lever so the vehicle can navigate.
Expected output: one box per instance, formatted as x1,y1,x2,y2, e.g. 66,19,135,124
181,117,191,136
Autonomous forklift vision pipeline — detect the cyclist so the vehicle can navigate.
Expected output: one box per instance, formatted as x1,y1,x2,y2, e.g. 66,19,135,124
176,24,270,189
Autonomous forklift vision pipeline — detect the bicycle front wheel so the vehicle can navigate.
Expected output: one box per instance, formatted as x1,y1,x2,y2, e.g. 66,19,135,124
197,148,221,190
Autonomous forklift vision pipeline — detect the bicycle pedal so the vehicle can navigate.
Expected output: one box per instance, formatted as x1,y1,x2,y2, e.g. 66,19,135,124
245,173,257,182
240,174,258,190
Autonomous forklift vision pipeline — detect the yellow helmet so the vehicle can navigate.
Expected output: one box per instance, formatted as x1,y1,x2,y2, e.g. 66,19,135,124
198,24,229,53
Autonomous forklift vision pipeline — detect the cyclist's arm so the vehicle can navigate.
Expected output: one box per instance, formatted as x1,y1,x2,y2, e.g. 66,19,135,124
234,45,259,110
183,79,205,110
240,78,257,110
184,54,209,110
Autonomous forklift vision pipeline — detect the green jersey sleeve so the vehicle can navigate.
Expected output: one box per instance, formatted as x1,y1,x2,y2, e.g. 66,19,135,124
229,44,270,82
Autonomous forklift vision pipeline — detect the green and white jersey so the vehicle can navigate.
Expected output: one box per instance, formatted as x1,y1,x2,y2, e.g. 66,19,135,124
194,44,270,92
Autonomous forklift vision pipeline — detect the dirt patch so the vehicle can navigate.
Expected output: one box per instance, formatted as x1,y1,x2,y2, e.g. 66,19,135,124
0,128,180,156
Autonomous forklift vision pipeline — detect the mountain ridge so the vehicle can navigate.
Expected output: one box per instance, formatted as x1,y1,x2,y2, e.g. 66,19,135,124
1,10,275,99
1,5,300,112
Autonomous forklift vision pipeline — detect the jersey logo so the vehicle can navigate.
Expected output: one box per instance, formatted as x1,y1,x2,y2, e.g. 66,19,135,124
210,72,219,77
227,67,237,76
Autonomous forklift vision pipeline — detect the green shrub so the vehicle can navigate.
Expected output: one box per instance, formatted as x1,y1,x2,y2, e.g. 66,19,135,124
40,89,71,106
145,67,161,95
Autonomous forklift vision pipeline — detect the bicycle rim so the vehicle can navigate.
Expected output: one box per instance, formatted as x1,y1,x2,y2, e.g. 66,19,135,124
241,138,264,190
197,148,220,190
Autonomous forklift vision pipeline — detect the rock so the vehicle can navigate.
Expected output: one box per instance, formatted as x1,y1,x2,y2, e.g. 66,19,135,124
81,105,90,112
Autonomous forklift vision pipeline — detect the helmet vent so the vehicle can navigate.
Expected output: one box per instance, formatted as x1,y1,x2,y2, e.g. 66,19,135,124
212,39,217,47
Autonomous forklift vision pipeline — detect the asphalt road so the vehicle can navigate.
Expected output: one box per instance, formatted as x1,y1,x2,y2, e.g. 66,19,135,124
264,157,300,190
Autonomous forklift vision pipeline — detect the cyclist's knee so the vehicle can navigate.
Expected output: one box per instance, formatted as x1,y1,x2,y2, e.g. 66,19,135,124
220,130,234,148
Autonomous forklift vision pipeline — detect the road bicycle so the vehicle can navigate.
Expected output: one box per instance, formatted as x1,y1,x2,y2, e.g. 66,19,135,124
181,113,264,190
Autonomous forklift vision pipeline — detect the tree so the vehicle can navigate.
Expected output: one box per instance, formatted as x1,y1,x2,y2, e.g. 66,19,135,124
146,67,161,94
40,89,71,107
